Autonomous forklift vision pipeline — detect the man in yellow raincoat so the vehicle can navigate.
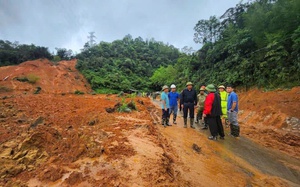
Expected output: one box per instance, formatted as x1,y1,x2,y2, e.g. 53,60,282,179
218,85,229,127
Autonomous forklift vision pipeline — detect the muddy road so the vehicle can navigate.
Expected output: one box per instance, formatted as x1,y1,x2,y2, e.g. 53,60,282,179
152,100,300,186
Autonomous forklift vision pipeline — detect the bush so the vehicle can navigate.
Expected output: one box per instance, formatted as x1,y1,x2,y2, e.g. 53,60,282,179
117,98,131,113
74,90,84,95
27,74,40,84
95,88,119,94
16,74,40,84
15,76,29,82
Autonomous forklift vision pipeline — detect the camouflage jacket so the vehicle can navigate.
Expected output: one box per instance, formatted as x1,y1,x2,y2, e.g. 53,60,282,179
197,93,207,109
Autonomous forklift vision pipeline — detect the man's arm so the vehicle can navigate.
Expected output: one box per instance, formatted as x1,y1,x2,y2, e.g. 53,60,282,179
230,102,237,111
203,94,213,117
180,90,184,107
162,99,167,111
194,90,198,105
230,94,237,111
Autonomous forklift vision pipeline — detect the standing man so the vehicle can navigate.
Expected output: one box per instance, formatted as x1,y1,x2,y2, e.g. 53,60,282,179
161,85,170,128
227,84,239,137
168,84,180,124
195,86,207,128
218,85,229,127
203,84,225,140
180,82,197,128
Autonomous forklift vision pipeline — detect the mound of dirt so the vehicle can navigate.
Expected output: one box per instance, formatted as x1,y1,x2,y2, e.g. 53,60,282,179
0,59,91,94
0,94,188,186
238,87,300,158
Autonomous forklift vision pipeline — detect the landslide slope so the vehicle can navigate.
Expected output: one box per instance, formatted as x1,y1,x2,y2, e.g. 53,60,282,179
0,59,91,94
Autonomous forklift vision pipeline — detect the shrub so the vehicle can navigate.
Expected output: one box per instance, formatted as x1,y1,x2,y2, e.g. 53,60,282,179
117,98,131,113
15,76,29,82
74,90,84,95
27,74,40,84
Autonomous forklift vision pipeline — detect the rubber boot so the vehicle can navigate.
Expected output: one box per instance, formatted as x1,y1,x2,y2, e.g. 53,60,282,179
173,115,177,124
184,118,187,128
208,136,217,141
190,118,195,129
161,118,164,126
229,123,233,136
166,118,171,126
162,118,167,128
201,120,208,130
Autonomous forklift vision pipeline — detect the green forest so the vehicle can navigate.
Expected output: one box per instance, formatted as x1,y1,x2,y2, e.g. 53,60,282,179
152,0,300,91
1,0,299,92
75,35,180,93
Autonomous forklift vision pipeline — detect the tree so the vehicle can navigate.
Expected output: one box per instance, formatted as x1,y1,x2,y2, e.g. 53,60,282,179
194,16,220,44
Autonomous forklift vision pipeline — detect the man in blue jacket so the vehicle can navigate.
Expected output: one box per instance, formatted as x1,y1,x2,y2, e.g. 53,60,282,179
227,84,239,137
168,84,180,124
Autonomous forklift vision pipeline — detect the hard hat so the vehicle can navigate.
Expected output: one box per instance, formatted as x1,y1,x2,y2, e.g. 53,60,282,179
170,84,176,89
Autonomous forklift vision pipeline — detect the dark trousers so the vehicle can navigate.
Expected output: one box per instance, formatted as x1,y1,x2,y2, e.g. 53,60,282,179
207,116,225,137
197,109,203,121
183,103,195,119
162,109,170,119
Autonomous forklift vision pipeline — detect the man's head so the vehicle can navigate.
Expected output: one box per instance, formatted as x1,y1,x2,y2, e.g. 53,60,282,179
186,82,193,90
170,84,176,92
162,85,169,93
218,85,225,92
226,84,234,93
205,84,216,93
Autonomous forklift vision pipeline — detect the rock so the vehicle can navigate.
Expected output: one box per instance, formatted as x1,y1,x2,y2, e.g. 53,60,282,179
105,107,115,113
88,118,99,126
124,108,132,113
127,101,137,110
0,148,14,159
137,100,144,105
192,143,201,154
29,116,44,129
34,86,42,94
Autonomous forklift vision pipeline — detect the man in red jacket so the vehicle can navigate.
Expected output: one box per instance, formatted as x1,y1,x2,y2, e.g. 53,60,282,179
203,84,225,140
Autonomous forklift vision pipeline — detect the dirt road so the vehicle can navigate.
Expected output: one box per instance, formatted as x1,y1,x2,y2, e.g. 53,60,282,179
152,100,300,186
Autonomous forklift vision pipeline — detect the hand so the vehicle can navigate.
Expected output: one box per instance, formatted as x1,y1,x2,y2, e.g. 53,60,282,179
203,114,206,118
181,104,183,108
164,108,167,111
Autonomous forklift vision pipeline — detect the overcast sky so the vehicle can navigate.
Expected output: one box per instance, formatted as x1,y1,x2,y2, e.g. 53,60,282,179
0,0,242,53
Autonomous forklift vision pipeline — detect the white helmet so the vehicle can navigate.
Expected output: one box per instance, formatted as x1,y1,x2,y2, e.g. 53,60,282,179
170,84,176,89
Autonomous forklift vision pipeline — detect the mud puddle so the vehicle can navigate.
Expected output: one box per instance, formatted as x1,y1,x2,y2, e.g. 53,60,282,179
215,133,300,185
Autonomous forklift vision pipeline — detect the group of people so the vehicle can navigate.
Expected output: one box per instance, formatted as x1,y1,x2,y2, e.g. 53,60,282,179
160,82,239,140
